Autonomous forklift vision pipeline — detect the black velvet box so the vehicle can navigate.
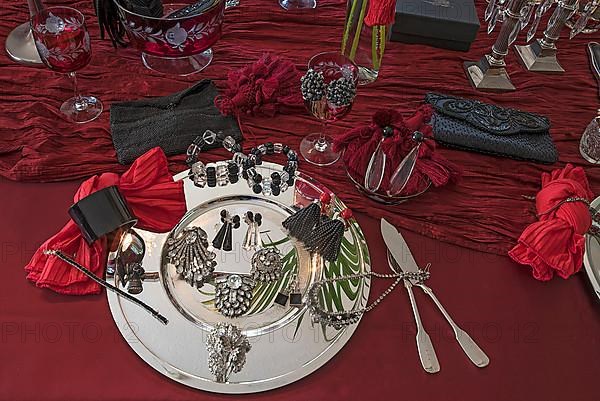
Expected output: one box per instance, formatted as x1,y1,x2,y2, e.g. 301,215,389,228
391,0,480,52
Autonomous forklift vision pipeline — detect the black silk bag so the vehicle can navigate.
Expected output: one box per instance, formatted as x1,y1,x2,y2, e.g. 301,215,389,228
425,93,558,164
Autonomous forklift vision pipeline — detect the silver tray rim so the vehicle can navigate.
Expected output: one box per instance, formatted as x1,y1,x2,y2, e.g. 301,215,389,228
107,164,372,393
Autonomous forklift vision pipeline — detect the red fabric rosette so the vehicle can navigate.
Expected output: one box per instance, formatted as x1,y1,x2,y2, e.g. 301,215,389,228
334,105,461,196
24,147,187,295
509,164,594,281
215,53,303,117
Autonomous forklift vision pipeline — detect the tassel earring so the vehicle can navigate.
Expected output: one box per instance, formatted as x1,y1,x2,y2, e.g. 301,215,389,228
282,192,332,242
305,209,353,262
282,193,351,262
213,210,240,251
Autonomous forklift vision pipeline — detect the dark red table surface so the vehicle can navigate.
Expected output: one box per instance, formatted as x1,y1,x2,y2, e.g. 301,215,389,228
2,176,600,401
2,0,600,400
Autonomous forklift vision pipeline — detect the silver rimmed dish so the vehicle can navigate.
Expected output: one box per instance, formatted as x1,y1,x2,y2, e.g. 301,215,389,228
107,162,371,393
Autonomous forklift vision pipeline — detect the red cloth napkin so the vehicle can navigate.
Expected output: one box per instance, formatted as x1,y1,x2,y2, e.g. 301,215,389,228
24,147,187,295
509,164,594,281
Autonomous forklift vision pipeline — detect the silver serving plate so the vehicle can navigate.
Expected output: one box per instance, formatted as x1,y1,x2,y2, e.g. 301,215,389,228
107,162,371,393
584,196,600,301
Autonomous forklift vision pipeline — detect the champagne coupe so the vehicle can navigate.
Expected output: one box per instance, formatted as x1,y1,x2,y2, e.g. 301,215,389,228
31,6,103,123
300,52,358,166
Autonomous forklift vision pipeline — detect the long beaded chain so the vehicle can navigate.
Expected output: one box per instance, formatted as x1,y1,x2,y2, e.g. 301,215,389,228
307,269,430,329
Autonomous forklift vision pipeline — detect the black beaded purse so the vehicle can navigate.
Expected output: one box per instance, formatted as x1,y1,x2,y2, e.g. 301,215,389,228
425,93,558,164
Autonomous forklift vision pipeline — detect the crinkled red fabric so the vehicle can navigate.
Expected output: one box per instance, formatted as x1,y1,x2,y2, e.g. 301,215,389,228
508,164,594,281
214,53,303,117
334,105,461,195
2,0,599,257
24,147,187,295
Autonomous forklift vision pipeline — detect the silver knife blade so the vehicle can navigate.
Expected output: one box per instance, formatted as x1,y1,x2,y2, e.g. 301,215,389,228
381,218,420,274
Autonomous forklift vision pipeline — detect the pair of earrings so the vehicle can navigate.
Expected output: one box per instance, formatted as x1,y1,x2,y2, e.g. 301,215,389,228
274,273,303,308
214,210,263,253
282,192,353,263
213,210,241,252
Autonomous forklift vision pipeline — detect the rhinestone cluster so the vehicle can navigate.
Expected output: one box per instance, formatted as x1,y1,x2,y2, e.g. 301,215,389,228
206,323,251,383
214,274,255,317
250,248,283,282
166,227,216,288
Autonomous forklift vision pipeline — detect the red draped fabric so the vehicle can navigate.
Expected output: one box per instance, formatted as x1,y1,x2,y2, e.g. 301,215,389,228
508,164,594,281
24,148,186,295
1,0,599,257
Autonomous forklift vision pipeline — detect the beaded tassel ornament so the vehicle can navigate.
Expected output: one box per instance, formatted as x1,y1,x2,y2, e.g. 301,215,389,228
281,202,321,239
305,209,353,262
282,193,352,262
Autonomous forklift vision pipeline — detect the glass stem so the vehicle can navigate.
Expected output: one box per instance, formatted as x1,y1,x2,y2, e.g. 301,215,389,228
69,72,86,111
315,121,329,152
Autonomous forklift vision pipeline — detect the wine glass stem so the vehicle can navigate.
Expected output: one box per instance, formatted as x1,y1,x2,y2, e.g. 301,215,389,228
68,71,87,111
315,121,329,152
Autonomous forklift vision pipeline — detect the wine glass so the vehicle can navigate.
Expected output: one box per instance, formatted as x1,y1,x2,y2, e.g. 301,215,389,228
279,0,316,10
31,7,103,123
300,52,358,166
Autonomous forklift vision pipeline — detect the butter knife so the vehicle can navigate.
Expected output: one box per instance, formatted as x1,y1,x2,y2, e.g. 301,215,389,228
381,218,490,368
381,219,440,374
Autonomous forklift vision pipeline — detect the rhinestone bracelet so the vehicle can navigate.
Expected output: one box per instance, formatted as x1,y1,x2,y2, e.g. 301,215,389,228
186,130,299,196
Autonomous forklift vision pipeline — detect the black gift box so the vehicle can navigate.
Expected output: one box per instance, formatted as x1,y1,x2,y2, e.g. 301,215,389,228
391,0,480,52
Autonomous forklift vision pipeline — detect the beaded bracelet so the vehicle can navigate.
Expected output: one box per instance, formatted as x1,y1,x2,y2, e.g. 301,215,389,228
186,130,299,197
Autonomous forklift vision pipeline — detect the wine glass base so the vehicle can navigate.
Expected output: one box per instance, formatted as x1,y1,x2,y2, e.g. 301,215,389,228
279,0,316,9
141,49,213,76
300,133,340,166
60,96,103,124
357,65,379,86
5,22,43,66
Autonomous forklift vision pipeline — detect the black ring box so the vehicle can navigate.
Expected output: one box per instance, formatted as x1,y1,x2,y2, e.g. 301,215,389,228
68,186,137,244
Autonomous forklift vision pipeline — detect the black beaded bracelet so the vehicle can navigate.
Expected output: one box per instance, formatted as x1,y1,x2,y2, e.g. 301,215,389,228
186,130,299,196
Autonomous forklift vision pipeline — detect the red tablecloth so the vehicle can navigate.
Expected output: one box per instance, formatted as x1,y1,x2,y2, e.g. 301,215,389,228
2,0,600,400
2,176,600,401
1,0,600,257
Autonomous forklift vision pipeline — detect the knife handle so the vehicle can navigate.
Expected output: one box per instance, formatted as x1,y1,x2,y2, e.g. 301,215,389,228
418,285,490,368
405,281,440,374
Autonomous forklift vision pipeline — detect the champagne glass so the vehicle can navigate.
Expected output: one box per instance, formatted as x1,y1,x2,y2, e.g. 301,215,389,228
300,52,358,166
31,7,103,123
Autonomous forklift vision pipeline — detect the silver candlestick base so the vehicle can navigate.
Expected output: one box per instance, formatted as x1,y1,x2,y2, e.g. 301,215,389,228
515,39,565,72
5,21,42,65
463,55,516,91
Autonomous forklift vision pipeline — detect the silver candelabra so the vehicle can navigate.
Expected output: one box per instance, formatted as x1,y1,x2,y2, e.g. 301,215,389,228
464,0,539,91
516,0,592,72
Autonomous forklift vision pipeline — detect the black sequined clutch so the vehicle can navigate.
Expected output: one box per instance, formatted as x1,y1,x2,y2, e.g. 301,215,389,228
425,93,558,164
110,80,242,165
